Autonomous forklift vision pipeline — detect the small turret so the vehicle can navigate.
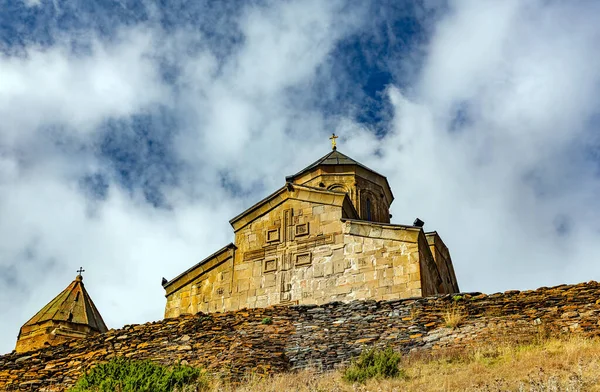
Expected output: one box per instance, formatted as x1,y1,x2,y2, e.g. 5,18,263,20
15,269,108,353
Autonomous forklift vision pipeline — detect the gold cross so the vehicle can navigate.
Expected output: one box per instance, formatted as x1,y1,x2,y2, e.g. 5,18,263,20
329,133,338,150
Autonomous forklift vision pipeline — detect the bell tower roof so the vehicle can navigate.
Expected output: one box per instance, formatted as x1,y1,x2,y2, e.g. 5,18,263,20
21,274,108,333
285,149,384,179
285,149,394,204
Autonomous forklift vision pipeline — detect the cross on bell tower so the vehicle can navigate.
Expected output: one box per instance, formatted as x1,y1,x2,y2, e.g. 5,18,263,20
76,267,85,277
329,133,338,150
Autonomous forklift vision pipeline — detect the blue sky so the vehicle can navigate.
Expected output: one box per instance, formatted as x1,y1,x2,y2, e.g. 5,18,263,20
1,0,600,354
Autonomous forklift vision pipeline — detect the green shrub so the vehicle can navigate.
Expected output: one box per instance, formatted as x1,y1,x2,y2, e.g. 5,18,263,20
69,357,209,392
261,317,272,325
342,347,405,383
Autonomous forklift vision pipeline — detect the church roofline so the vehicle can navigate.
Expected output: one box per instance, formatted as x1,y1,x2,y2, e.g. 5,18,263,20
340,218,424,232
162,243,237,292
425,231,449,249
228,183,355,232
284,149,394,203
19,275,108,335
228,185,288,229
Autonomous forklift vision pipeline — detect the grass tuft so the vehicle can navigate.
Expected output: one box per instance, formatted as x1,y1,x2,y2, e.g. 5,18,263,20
69,357,209,392
261,317,272,325
342,347,405,383
443,303,464,329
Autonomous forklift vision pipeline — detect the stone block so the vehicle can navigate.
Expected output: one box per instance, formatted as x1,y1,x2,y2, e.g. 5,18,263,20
331,240,345,250
391,282,407,293
246,295,257,306
393,265,405,276
352,289,370,300
409,288,421,297
312,205,325,215
234,263,251,271
313,246,333,258
334,259,346,274
347,224,370,237
407,280,421,289
335,284,352,295
321,222,339,234
375,286,391,296
323,261,333,276
236,269,252,280
408,262,419,274
313,263,325,278
369,226,382,238
252,262,262,277
347,242,363,254
263,274,277,288
352,273,366,283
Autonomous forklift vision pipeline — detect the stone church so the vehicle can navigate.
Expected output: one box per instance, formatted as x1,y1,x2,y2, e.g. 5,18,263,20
162,139,459,318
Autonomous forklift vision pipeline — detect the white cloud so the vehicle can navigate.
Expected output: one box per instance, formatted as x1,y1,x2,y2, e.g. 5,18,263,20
377,1,600,291
0,27,167,146
21,0,41,7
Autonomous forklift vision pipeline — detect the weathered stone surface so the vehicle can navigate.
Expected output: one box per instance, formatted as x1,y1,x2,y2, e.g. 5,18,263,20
2,281,599,392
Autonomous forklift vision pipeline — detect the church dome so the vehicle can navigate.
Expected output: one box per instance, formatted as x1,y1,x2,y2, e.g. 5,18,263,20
285,149,394,223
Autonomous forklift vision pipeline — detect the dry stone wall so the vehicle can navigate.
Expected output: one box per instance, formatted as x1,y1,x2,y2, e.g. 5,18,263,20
2,281,600,391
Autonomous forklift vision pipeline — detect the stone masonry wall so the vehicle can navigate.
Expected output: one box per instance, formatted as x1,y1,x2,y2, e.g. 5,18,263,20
2,281,600,391
165,205,438,318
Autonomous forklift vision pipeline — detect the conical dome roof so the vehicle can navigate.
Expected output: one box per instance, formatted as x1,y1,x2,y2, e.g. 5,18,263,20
286,149,387,182
21,274,108,333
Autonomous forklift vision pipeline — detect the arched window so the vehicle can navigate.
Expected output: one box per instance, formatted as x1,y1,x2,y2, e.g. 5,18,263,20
366,198,372,221
328,184,348,194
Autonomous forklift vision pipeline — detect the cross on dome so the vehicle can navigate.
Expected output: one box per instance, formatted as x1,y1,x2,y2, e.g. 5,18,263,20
329,133,339,150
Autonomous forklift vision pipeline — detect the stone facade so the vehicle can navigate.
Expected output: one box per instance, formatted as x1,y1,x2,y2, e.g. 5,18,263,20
2,281,600,391
163,149,460,318
16,321,98,355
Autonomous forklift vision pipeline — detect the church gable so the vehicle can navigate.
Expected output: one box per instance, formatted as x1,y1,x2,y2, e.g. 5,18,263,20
164,189,353,317
229,183,357,232
229,195,350,311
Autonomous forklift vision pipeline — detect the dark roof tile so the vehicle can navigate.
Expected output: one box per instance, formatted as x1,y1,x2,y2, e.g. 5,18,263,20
21,275,108,333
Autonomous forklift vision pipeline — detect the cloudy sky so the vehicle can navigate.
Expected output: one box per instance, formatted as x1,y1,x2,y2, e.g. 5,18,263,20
1,0,600,354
